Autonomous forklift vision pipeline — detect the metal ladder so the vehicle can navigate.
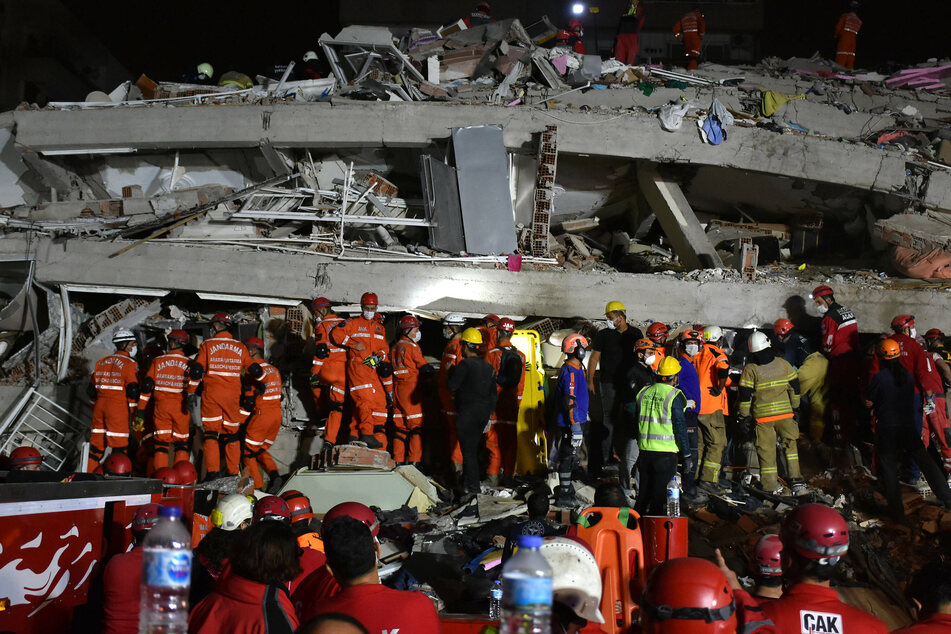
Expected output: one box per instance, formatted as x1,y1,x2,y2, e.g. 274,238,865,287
0,386,88,471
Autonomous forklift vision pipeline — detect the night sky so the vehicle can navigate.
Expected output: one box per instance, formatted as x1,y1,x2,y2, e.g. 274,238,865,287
56,1,951,88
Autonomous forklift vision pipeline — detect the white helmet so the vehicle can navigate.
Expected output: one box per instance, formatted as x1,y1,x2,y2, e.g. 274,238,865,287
303,50,318,62
211,493,253,531
748,331,770,353
539,537,605,624
442,312,466,326
112,328,136,345
702,325,723,343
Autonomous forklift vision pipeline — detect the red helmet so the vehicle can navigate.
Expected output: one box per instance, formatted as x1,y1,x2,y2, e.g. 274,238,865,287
153,467,180,485
168,329,189,345
310,297,332,311
398,315,421,330
646,322,670,343
878,338,901,360
811,285,834,299
640,557,737,633
890,314,915,332
102,452,133,476
561,333,589,355
244,337,265,352
925,328,945,341
477,1,490,11
132,503,162,531
568,18,583,30
360,292,378,306
253,495,291,523
754,534,783,577
324,501,379,536
499,318,516,333
281,490,315,524
484,314,501,327
172,460,197,485
9,446,42,470
780,503,849,564
773,318,793,336
211,313,233,326
679,329,702,344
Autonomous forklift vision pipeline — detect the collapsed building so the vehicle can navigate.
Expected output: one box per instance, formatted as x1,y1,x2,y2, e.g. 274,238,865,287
2,15,951,631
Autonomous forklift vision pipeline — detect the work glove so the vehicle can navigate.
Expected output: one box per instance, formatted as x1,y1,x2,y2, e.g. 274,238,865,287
682,453,696,478
924,396,937,416
362,353,383,369
570,425,584,448
385,391,394,410
685,399,696,410
792,409,800,423
376,361,394,378
132,409,146,433
707,385,723,397
240,395,256,412
739,416,755,435
309,374,322,388
420,363,436,377
314,343,330,360
186,393,199,410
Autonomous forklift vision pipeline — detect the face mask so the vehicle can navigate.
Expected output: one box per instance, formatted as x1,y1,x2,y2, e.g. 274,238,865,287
644,354,656,367
443,327,454,340
363,310,375,320
910,328,917,339
605,319,616,330
129,345,138,357
412,331,422,343
685,343,700,357
816,304,828,315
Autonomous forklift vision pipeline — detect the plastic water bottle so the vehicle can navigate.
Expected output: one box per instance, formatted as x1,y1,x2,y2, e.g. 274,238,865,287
666,477,681,517
139,506,192,634
489,580,503,620
501,535,553,634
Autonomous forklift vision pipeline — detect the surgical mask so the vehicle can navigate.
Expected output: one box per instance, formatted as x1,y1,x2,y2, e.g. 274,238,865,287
910,327,917,339
363,310,375,320
644,353,656,366
412,331,422,343
685,343,700,357
129,345,138,357
443,326,454,340
816,304,828,315
605,319,616,330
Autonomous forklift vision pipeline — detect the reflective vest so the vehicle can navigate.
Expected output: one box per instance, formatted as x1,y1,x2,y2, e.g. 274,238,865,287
636,382,683,452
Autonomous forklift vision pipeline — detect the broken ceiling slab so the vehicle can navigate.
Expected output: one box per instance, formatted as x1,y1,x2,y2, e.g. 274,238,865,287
875,211,951,253
278,469,417,514
924,169,951,213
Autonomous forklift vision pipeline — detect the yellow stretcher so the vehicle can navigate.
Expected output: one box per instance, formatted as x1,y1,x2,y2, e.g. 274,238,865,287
511,330,548,474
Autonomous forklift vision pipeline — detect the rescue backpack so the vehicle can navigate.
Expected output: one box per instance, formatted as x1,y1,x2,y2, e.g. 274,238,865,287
496,347,524,390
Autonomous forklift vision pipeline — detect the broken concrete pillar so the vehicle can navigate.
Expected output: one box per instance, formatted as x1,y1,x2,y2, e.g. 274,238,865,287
636,163,723,270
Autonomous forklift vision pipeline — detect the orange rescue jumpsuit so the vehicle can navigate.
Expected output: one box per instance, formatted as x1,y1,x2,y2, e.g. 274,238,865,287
138,349,191,470
311,313,348,444
440,337,465,465
331,315,393,445
673,10,705,70
485,343,527,476
834,11,862,70
188,332,257,475
693,342,731,483
88,350,139,471
242,361,283,489
390,335,430,463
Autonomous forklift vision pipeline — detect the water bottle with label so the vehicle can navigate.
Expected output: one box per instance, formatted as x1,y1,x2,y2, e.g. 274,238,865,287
501,535,553,634
666,476,681,517
489,580,503,620
139,506,192,634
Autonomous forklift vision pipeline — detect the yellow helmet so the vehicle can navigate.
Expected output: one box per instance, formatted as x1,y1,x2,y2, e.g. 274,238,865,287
656,356,682,377
605,300,626,314
461,328,483,345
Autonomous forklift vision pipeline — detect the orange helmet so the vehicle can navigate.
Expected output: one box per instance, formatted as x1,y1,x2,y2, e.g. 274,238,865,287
878,338,901,360
635,338,656,351
561,334,589,354
679,329,702,344
281,490,315,524
773,318,793,336
640,558,737,633
646,322,670,343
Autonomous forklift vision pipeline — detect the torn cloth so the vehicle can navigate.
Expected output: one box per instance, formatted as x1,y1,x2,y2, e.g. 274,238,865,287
659,102,691,132
697,97,732,144
761,90,806,117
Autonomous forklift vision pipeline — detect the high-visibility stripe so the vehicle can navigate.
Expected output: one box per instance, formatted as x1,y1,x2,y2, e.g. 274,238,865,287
262,395,281,400
201,416,223,422
209,371,241,377
756,413,794,423
405,413,424,419
372,412,389,418
245,438,264,446
643,433,676,442
172,432,189,439
155,386,183,393
105,431,128,437
95,385,124,391
351,383,372,392
222,421,239,428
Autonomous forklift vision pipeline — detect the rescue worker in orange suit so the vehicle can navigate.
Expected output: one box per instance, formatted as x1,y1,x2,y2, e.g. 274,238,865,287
463,2,493,27
309,297,348,445
87,328,140,472
439,313,467,475
556,19,586,55
135,329,192,472
188,313,263,480
812,285,860,446
673,7,706,71
481,314,501,356
834,1,862,70
646,321,670,370
728,504,889,634
330,292,394,449
614,0,645,65
693,326,731,491
390,315,434,465
485,318,526,485
241,337,284,492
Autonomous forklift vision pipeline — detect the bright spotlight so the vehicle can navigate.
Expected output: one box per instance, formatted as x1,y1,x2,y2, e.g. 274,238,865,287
571,3,585,15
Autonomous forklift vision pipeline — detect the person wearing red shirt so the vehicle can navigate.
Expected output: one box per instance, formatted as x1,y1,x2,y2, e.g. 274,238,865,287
897,563,951,632
189,521,300,634
299,516,440,633
102,503,160,634
812,285,860,444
